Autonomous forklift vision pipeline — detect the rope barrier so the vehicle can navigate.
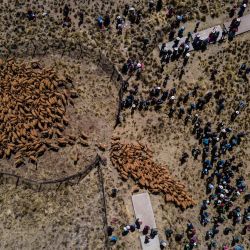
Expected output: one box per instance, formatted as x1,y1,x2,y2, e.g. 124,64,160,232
0,155,101,189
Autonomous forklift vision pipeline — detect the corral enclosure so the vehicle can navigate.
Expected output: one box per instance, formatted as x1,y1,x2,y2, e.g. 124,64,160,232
0,54,118,180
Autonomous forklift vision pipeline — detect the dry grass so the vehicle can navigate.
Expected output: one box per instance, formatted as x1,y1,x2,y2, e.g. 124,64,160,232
0,169,105,250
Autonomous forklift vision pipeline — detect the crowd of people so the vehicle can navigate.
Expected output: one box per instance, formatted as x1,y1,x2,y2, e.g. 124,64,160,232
158,0,248,66
121,58,144,80
188,98,249,248
121,82,178,113
30,0,248,249
97,4,143,34
108,217,171,249
118,47,248,250
117,75,249,248
107,218,157,244
166,85,248,249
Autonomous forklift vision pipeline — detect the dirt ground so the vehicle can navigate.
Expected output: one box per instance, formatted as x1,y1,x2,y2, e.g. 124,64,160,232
0,0,249,250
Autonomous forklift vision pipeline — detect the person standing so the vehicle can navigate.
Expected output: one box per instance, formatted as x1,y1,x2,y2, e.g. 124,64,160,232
238,3,247,17
150,228,158,239
144,235,150,244
143,225,150,235
135,218,142,229
194,21,200,33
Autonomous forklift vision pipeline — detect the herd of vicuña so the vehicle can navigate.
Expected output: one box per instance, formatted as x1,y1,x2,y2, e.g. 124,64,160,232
110,138,196,209
0,59,77,167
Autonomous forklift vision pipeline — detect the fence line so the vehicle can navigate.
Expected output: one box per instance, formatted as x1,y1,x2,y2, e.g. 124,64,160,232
0,155,102,191
97,51,123,84
97,162,110,250
0,39,126,129
96,50,127,129
0,38,96,60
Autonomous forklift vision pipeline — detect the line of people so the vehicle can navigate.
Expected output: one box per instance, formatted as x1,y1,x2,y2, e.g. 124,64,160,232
159,0,248,59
